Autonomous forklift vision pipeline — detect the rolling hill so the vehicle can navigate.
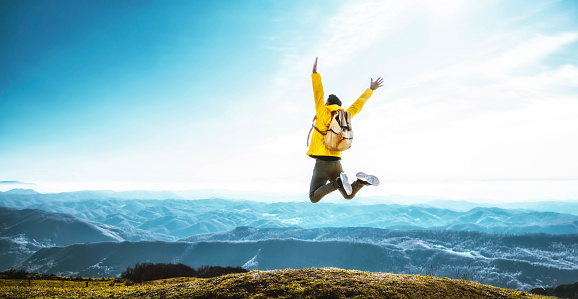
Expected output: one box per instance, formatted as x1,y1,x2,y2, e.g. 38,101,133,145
0,268,552,298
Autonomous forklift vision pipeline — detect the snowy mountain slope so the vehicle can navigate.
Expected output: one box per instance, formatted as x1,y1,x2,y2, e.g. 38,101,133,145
0,207,174,245
0,237,41,270
0,207,175,271
23,228,578,291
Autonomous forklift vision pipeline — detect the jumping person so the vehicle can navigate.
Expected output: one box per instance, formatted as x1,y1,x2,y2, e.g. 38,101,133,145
308,57,383,203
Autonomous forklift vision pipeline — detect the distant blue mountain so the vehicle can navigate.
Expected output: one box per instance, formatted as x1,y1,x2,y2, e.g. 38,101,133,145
419,200,578,216
0,181,33,185
0,189,186,209
23,228,578,291
1,196,575,237
0,181,37,192
2,188,40,195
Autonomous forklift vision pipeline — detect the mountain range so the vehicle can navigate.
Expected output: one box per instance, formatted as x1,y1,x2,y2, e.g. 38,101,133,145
1,193,576,237
1,187,578,291
23,227,578,291
3,187,578,214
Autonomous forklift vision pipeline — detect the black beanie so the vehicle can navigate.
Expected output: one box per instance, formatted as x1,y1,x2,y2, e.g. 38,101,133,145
327,94,342,106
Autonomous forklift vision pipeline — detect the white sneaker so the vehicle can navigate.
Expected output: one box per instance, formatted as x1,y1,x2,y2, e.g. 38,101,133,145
356,172,380,186
339,172,352,195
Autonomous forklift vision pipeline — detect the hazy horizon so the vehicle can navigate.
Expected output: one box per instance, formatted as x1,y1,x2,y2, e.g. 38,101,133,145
2,0,578,203
3,180,578,206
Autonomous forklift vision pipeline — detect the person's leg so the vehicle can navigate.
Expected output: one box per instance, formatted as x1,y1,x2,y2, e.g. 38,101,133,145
338,180,365,200
309,160,343,203
338,172,380,200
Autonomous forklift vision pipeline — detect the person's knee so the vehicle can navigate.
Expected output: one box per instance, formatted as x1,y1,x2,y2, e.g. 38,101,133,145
309,192,319,203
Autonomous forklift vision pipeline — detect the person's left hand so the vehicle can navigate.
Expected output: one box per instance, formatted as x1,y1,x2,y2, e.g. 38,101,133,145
370,77,384,90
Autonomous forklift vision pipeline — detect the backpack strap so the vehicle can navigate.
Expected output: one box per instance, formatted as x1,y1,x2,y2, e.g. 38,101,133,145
345,111,351,130
340,110,351,130
307,115,327,146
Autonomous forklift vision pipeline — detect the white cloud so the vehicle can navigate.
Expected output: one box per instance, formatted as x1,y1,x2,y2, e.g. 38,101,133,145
413,33,578,83
315,1,411,68
354,63,578,182
500,64,578,92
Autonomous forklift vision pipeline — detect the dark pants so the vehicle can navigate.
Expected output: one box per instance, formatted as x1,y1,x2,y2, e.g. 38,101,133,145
309,159,365,203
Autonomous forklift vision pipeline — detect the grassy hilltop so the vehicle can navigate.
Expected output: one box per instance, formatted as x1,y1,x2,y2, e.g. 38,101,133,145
1,268,550,299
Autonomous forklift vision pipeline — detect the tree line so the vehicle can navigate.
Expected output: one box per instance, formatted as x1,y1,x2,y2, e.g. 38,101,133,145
120,263,248,283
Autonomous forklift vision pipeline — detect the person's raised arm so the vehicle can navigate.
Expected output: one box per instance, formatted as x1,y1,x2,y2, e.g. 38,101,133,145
311,57,328,119
370,77,384,90
346,76,383,117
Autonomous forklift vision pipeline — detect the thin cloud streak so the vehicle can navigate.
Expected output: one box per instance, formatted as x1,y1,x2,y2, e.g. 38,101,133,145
315,1,411,68
413,32,578,84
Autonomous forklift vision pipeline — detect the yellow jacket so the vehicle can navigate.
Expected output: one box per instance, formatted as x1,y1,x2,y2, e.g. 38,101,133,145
307,72,373,158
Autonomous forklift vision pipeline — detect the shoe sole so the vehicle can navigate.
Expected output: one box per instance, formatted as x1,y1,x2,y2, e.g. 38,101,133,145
356,172,380,186
340,172,352,195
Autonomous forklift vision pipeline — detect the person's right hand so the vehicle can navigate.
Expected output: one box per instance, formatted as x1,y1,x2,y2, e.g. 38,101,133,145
312,57,318,73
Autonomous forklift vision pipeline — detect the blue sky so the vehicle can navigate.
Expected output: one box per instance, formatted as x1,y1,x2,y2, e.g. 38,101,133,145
1,0,578,202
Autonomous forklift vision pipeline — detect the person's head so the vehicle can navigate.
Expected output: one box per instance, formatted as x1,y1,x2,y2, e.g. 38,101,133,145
326,94,342,106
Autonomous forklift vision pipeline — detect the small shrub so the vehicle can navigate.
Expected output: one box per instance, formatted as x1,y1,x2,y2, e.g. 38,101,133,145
1,268,28,279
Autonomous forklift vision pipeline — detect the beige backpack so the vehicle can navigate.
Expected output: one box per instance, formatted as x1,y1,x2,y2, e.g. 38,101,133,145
307,110,353,151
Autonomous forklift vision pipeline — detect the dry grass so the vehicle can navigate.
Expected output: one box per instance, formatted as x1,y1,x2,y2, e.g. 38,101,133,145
0,268,552,298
